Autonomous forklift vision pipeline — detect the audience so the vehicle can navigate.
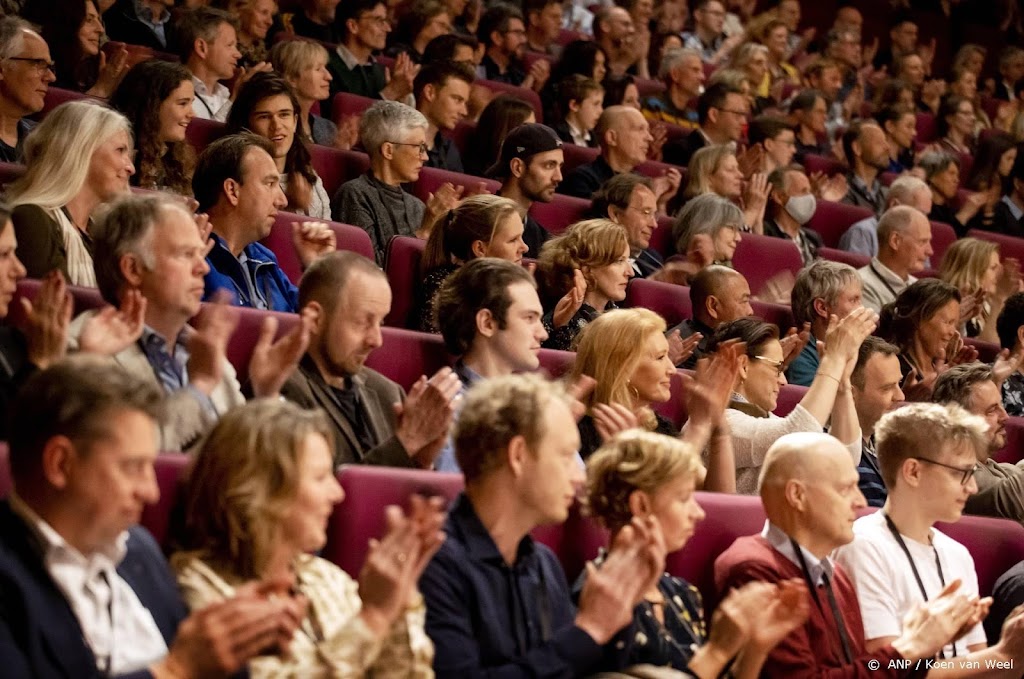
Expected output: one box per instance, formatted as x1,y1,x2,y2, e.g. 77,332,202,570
269,39,338,146
715,430,980,677
416,194,527,333
839,175,932,257
536,218,633,351
835,402,1024,665
0,18,55,163
226,0,276,67
841,121,890,215
763,165,823,265
414,60,473,172
103,0,176,51
920,150,987,239
174,398,440,676
109,59,196,197
9,101,134,286
280,0,343,44
663,82,748,167
642,47,704,130
523,0,562,57
420,373,666,676
332,100,455,264
330,0,415,107
542,39,608,119
671,193,744,272
490,122,561,258
747,116,797,175
462,94,535,178
998,292,1024,416
592,7,635,78
851,336,905,507
226,72,330,219
590,173,662,278
476,3,547,92
786,260,864,387
706,311,874,494
858,206,934,313
670,264,753,369
682,0,738,66
940,237,1021,343
282,250,460,468
179,8,246,123
195,133,334,311
386,0,452,63
789,89,830,161
551,74,603,148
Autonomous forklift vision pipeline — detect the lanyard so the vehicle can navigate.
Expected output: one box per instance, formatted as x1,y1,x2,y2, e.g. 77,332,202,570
868,263,900,300
882,513,954,658
194,92,216,118
790,537,854,664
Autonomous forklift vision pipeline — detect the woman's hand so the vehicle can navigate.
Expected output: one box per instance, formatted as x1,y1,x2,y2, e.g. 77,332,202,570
552,269,587,327
19,271,72,370
87,45,130,98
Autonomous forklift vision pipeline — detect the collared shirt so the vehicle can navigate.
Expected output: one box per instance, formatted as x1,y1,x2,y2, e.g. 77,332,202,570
134,0,169,47
785,331,820,387
191,76,231,122
434,361,483,473
843,173,886,215
839,215,879,257
762,520,835,586
857,435,888,508
8,492,167,674
858,257,917,313
425,130,464,173
566,120,591,148
138,326,218,418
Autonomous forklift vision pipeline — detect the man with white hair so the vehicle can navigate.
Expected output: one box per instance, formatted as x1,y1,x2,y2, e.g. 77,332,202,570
642,47,704,129
840,176,933,257
331,100,457,264
857,205,933,313
0,17,54,162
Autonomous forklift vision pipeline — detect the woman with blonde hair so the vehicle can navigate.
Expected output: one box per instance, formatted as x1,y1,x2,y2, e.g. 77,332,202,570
940,237,1022,342
7,100,134,286
270,39,339,147
581,430,809,675
536,218,634,350
729,43,770,104
224,0,277,67
416,194,527,332
682,144,769,233
174,399,441,678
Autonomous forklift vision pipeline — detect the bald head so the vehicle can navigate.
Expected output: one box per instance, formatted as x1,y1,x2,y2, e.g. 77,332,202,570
759,433,851,498
877,206,933,274
596,106,652,166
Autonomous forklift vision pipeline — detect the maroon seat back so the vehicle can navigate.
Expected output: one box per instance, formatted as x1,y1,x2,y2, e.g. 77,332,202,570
807,201,873,248
650,215,674,257
139,453,190,550
732,233,803,298
624,278,692,327
537,347,574,378
635,159,680,181
993,416,1024,464
937,514,1024,597
330,92,376,125
475,80,543,122
364,327,450,390
185,117,226,153
412,167,500,204
751,298,796,331
916,113,938,143
260,214,373,283
383,236,425,328
212,305,300,383
38,87,93,119
775,384,807,416
450,120,476,156
929,221,958,263
12,280,105,329
530,194,591,235
309,146,369,197
964,338,1000,363
802,153,847,177
968,229,1024,263
560,144,601,174
819,246,870,268
634,77,666,99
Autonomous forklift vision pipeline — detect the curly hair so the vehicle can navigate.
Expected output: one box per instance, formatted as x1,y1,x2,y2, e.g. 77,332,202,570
535,219,629,308
109,60,196,196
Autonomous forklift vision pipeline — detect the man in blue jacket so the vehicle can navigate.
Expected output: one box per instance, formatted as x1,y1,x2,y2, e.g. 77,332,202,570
194,133,335,312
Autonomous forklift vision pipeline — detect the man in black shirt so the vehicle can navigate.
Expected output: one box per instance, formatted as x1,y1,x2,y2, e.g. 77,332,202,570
415,61,473,173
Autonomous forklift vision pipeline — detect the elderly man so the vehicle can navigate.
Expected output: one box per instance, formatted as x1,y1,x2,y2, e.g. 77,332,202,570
715,431,980,678
593,6,636,77
841,121,890,215
179,8,244,122
835,402,1024,668
0,17,54,162
76,193,306,452
933,363,1024,525
0,357,305,678
850,336,905,507
785,260,864,387
764,166,825,266
282,250,461,468
492,123,563,258
559,106,679,212
662,82,747,167
195,134,335,312
421,373,666,676
840,176,933,257
329,0,414,107
332,100,455,264
642,47,704,129
857,205,933,313
591,174,663,278
669,264,753,368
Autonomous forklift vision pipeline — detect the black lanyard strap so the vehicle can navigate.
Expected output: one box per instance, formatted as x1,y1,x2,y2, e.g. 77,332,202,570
790,537,854,664
869,263,900,299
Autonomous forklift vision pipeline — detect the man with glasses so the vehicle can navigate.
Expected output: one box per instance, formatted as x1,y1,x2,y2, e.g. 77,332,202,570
476,3,548,92
0,17,54,163
662,81,747,167
329,0,416,110
932,363,1024,525
591,174,663,278
682,0,740,66
834,402,1024,665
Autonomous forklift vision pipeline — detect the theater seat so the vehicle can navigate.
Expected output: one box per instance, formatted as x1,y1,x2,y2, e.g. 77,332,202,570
474,80,543,122
310,146,369,197
802,154,847,178
215,305,300,384
38,87,93,119
732,233,803,298
937,514,1024,598
450,120,476,157
530,194,591,235
364,327,450,391
650,215,674,258
412,167,500,204
992,416,1024,465
929,221,958,263
916,113,938,144
624,278,692,327
964,338,1000,364
751,299,796,331
537,348,574,378
774,384,807,416
635,159,681,181
818,246,870,268
185,117,225,153
383,236,425,328
139,453,189,551
12,279,104,324
260,215,374,284
330,92,376,125
968,229,1024,264
807,201,873,248
560,144,601,175
634,78,665,99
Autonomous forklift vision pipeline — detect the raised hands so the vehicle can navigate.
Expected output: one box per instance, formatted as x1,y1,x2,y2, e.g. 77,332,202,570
667,328,701,366
186,295,240,396
683,339,746,435
89,44,130,98
78,289,147,357
420,182,465,237
736,144,765,179
810,172,849,203
231,62,274,100
648,121,668,161
553,268,587,328
290,220,336,267
381,52,420,102
652,168,682,208
894,579,978,660
592,402,641,443
248,310,313,398
997,257,1023,300
821,307,879,369
780,323,811,369
394,367,462,467
524,58,550,93
741,173,771,234
993,346,1024,386
334,115,360,150
18,270,72,370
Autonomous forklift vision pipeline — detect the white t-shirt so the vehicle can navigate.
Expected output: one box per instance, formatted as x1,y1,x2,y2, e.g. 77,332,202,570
834,511,986,657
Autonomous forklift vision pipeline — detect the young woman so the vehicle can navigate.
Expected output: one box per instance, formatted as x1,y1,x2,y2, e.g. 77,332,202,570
386,0,453,63
602,74,641,110
269,39,338,147
937,95,977,157
877,105,917,174
227,72,330,219
109,59,196,196
462,95,536,177
940,237,1022,342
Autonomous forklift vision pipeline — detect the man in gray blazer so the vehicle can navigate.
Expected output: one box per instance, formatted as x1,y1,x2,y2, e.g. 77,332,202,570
282,250,461,467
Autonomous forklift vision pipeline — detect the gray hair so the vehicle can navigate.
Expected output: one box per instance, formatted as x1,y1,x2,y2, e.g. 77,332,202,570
659,47,701,81
731,42,769,69
791,259,861,327
917,150,959,182
359,100,429,158
887,175,929,207
671,193,743,255
0,16,32,62
92,194,190,305
876,204,922,248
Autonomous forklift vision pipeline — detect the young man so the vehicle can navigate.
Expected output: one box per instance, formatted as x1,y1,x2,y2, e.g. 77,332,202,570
551,75,604,148
0,18,54,162
590,173,663,278
839,176,932,257
662,81,747,167
747,116,797,174
681,0,739,66
669,264,753,368
282,250,461,468
998,292,1024,416
490,122,563,258
524,0,563,56
178,8,245,122
421,372,666,676
841,121,890,215
850,336,905,507
642,47,704,130
414,60,474,172
857,206,934,313
194,134,336,312
835,402,1024,668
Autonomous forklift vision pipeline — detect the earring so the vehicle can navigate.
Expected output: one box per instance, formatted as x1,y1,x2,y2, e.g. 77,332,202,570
628,383,640,401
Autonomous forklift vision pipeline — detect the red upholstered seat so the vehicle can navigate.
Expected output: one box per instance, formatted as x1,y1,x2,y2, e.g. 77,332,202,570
802,154,847,178
412,167,500,204
775,384,807,416
185,117,225,153
732,233,803,298
624,278,692,327
635,159,681,181
309,146,369,197
530,194,591,235
651,215,674,257
139,453,189,550
968,229,1024,263
807,201,873,248
450,120,476,157
634,77,666,99
260,215,374,284
819,246,870,268
937,514,1024,598
383,236,425,328
929,221,958,263
560,144,601,174
217,305,300,384
12,279,104,328
364,327,451,391
38,87,92,119
475,80,543,122
916,113,938,143
537,348,574,378
556,28,586,45
964,338,1000,364
751,298,795,331
992,417,1024,464
330,92,376,125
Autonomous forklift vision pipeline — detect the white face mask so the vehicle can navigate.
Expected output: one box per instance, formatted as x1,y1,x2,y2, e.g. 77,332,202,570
785,193,816,225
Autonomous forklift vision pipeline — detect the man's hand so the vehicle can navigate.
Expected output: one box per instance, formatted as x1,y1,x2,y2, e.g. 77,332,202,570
652,168,682,208
524,58,550,92
746,579,811,651
648,122,668,160
290,221,336,268
993,346,1024,386
667,328,700,366
394,367,462,467
248,311,313,398
186,295,239,396
894,579,976,660
78,289,147,357
737,144,765,179
683,339,746,432
334,115,360,150
18,270,72,370
381,52,419,101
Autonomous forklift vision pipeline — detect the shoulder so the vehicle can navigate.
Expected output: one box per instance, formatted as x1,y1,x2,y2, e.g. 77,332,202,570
245,241,281,264
11,204,57,228
931,528,974,564
358,367,403,396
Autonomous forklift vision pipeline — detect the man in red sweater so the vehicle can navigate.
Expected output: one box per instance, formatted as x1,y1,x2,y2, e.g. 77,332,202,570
715,431,978,678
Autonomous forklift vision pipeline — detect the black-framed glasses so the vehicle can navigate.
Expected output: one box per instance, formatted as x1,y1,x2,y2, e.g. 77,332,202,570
752,355,785,376
8,57,55,73
387,141,429,155
912,456,979,486
717,108,749,118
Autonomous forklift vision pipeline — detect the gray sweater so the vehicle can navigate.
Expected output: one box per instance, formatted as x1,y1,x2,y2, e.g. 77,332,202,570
331,172,425,264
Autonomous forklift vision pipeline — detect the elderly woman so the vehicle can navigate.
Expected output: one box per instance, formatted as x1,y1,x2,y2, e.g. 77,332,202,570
940,238,1021,342
670,193,744,279
581,430,809,675
536,219,634,351
730,43,770,105
706,312,874,494
226,0,277,67
417,194,527,332
269,39,338,147
386,0,453,63
331,100,457,264
8,101,134,286
681,144,768,233
919,150,988,238
173,399,441,678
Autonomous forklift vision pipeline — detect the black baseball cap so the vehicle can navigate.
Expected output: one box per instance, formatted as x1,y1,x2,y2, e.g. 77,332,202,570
486,123,563,179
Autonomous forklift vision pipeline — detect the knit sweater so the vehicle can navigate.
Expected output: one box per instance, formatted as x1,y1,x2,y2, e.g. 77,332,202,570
331,172,425,265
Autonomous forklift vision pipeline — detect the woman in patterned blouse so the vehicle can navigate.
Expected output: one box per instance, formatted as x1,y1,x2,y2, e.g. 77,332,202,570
172,399,440,678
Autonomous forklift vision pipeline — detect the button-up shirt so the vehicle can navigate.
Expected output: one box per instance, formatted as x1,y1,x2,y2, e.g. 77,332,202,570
843,173,887,215
191,76,232,122
858,257,917,313
762,520,835,586
134,0,169,47
1002,195,1023,223
8,492,168,674
138,326,217,417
